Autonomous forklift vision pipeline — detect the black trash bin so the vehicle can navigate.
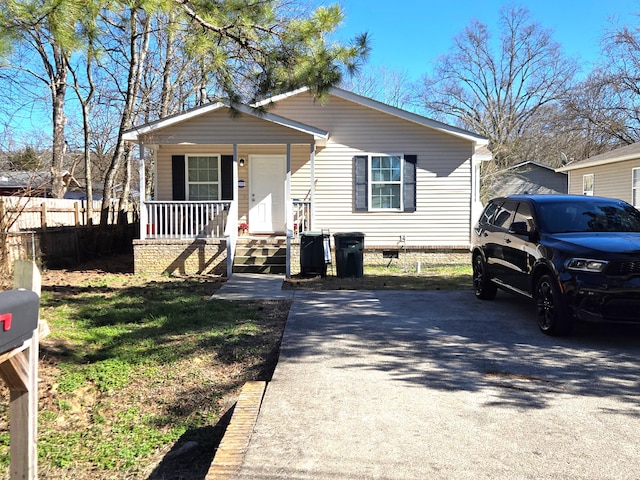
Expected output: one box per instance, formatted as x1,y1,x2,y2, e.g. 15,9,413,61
333,232,365,278
300,232,329,277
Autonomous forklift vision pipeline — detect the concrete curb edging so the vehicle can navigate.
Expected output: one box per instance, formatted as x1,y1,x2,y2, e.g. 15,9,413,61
205,381,267,480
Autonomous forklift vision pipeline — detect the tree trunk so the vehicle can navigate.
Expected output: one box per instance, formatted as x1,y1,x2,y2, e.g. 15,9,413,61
50,50,69,199
100,8,150,226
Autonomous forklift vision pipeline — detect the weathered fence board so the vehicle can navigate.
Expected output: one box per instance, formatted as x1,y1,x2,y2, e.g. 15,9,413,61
1,197,135,232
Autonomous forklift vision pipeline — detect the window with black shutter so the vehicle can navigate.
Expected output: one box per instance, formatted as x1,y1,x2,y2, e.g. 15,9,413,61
353,154,417,212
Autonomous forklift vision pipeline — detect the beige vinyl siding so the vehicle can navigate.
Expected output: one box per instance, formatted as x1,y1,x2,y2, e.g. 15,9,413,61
140,107,313,145
567,158,640,204
270,92,473,247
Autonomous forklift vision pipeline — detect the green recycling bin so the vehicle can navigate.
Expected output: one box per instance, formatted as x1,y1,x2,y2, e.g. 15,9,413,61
333,232,365,278
300,232,329,277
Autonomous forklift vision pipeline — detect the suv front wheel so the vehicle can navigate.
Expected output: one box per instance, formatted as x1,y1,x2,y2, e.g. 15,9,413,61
535,274,572,336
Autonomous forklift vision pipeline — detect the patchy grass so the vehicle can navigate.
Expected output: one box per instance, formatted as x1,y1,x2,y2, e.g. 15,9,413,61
286,256,472,290
0,266,289,480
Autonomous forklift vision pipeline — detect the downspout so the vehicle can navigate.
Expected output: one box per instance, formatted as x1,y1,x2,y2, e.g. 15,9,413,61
285,143,292,278
138,140,147,240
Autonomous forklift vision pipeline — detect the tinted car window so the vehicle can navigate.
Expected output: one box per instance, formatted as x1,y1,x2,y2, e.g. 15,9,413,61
513,202,535,231
492,201,517,229
537,200,640,233
479,201,501,225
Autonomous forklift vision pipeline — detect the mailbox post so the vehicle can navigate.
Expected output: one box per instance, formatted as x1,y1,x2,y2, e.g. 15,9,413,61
0,260,42,480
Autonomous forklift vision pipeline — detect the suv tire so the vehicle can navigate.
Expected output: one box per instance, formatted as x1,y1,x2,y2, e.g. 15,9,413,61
535,274,572,336
473,254,497,300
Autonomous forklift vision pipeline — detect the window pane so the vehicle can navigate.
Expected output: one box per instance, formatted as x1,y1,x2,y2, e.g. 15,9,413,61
370,155,402,209
189,184,218,201
372,184,400,209
371,155,401,182
186,155,219,200
583,174,594,196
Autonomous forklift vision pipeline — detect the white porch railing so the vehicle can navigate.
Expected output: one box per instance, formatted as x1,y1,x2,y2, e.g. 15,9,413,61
143,201,231,239
292,200,311,236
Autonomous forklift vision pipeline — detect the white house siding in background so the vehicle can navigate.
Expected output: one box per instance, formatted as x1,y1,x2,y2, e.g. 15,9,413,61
268,91,474,247
557,142,640,206
565,159,640,202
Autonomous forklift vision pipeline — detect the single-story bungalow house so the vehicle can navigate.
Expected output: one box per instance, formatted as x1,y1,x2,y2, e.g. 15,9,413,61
556,141,640,208
123,87,490,276
484,161,567,199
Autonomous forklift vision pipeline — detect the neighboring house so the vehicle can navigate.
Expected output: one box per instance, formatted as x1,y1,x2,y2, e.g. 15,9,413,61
484,161,567,199
0,170,82,198
123,87,489,276
556,141,640,207
0,171,52,197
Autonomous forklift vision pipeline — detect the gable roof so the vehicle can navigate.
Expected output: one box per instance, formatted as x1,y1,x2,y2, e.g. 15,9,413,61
124,87,489,147
556,142,640,172
123,101,329,142
255,87,489,146
503,161,566,174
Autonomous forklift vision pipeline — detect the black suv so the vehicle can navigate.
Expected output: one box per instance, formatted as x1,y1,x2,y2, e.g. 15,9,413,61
471,195,640,335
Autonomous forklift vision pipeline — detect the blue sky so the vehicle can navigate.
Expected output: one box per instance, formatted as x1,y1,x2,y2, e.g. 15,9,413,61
321,0,640,81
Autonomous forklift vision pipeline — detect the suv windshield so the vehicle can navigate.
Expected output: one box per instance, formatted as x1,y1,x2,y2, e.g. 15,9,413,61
537,200,640,234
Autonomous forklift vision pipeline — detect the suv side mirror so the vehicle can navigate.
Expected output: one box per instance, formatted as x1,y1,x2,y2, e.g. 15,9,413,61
509,221,530,236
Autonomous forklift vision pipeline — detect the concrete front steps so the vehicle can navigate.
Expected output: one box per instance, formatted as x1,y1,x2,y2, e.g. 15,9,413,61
233,236,287,274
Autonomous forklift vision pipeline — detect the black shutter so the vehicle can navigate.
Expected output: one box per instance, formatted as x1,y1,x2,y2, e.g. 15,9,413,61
403,155,417,212
221,155,234,200
354,155,368,211
172,155,186,201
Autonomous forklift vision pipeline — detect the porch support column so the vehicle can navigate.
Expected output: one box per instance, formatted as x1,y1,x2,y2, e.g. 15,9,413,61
227,144,239,278
286,143,292,278
138,140,147,240
310,142,316,230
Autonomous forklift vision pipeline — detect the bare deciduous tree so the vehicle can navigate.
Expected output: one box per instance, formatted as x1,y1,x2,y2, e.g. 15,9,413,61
340,66,413,108
563,18,640,150
415,5,578,167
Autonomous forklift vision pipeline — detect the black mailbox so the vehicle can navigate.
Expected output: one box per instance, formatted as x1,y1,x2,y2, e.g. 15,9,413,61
0,290,40,355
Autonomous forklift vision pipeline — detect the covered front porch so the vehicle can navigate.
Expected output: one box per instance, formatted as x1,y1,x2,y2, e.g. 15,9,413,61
124,102,327,276
135,198,312,276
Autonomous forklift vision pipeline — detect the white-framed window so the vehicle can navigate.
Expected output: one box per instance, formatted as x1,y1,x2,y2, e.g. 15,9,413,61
354,153,416,212
186,154,220,200
370,155,403,210
633,168,640,208
582,173,594,196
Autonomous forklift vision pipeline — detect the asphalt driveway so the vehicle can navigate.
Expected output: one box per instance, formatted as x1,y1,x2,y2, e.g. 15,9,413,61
238,289,640,479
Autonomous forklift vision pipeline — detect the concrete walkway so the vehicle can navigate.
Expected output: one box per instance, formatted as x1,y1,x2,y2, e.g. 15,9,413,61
212,277,640,479
212,273,295,301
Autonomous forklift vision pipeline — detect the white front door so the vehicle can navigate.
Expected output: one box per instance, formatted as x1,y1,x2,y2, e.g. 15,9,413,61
249,154,286,233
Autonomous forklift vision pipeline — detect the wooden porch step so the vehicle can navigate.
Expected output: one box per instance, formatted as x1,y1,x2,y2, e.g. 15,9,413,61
233,236,287,274
232,264,286,274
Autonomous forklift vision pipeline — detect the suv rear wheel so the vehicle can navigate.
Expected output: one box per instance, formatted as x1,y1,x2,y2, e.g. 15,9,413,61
535,274,572,336
473,254,497,300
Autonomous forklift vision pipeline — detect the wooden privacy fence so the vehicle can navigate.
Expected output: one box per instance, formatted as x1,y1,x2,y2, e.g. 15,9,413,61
0,196,135,232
